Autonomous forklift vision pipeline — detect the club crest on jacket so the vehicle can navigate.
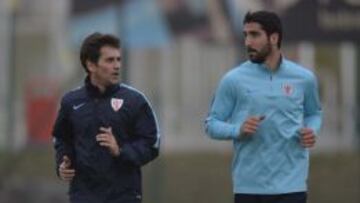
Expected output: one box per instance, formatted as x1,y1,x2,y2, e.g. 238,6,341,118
111,98,123,112
282,83,294,96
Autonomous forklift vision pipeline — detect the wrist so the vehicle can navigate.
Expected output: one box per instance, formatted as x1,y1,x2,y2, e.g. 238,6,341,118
113,147,122,157
239,132,247,140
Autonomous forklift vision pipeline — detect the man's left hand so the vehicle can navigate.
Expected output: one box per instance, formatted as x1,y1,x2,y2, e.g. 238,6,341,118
96,127,121,156
300,128,316,148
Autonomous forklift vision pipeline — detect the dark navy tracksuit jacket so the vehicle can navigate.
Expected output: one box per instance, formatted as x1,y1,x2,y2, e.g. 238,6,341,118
53,78,160,203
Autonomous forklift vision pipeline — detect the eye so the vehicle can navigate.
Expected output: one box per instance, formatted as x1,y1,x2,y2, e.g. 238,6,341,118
106,57,116,63
250,31,260,37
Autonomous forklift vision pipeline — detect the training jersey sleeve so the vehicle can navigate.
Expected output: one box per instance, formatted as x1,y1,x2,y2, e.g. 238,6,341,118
303,73,323,135
205,74,242,140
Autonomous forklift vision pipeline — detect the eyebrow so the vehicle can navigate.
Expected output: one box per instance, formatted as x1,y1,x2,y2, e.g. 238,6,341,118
105,56,121,61
244,30,260,34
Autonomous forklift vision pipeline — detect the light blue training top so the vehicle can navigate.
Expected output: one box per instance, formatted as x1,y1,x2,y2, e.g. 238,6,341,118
205,58,322,194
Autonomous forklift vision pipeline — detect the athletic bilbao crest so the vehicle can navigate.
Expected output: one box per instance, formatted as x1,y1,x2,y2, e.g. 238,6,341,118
282,83,294,96
111,98,123,112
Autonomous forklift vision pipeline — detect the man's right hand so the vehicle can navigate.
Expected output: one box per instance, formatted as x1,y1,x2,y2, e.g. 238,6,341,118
240,116,265,137
59,155,75,182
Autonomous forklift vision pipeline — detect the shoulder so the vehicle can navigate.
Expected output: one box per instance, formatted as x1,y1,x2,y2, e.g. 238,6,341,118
220,60,254,87
283,59,317,82
61,86,86,104
223,61,253,80
119,83,149,104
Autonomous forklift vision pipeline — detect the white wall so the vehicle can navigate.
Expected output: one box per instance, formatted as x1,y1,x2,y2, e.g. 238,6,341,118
128,37,237,153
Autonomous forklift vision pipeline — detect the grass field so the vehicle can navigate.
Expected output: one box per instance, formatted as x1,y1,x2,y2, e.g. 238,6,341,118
143,151,360,203
0,147,359,203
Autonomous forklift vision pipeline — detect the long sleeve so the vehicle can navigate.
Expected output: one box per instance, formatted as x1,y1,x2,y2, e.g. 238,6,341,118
205,74,243,140
303,73,323,135
118,97,160,167
52,98,74,175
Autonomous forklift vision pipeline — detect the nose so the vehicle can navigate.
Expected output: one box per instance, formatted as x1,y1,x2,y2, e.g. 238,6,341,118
245,36,252,48
114,61,121,70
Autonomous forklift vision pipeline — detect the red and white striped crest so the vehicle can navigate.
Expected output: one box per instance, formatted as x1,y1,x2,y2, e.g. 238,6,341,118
282,84,294,96
111,98,124,112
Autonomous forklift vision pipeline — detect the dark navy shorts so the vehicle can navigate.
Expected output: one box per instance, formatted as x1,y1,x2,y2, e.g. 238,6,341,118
235,192,307,203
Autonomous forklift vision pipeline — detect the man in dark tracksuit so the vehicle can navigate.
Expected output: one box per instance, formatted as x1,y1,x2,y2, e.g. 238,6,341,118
52,33,160,203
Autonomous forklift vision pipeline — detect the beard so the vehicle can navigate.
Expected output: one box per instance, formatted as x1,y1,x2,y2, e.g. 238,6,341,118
247,43,271,64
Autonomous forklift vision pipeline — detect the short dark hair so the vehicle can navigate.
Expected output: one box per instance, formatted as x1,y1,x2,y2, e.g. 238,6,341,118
80,32,121,73
243,11,282,48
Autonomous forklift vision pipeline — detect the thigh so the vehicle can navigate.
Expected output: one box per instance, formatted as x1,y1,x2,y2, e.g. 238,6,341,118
263,192,307,203
235,194,261,203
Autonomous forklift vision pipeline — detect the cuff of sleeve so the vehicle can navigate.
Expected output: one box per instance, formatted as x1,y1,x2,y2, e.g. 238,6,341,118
117,143,135,163
311,127,320,137
306,124,320,137
230,124,241,139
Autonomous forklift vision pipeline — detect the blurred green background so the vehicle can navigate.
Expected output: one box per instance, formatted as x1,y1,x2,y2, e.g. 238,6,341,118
0,149,359,203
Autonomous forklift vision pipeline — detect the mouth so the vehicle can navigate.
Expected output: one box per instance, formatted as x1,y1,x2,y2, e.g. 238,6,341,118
247,49,257,54
247,47,258,54
248,52,258,58
112,72,119,77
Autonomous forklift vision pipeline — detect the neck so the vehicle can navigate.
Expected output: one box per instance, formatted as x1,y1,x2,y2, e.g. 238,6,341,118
264,49,281,71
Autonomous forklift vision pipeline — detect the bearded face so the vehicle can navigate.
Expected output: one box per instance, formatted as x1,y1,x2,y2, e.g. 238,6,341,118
243,22,275,64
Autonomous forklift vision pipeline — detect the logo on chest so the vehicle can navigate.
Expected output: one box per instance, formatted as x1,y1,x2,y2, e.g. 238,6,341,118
282,83,294,96
111,98,124,112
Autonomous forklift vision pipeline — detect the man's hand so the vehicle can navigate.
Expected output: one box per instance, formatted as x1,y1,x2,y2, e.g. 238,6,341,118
96,127,121,157
59,155,75,182
240,116,265,137
300,128,316,148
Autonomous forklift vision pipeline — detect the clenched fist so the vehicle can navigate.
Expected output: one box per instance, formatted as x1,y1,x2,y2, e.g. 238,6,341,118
300,128,316,148
96,127,121,157
240,116,265,138
59,155,75,182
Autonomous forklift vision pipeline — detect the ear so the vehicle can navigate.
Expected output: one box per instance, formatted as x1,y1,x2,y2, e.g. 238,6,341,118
86,60,96,73
270,33,279,47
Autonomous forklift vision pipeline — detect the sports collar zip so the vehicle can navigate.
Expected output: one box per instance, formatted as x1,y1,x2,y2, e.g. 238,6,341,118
85,76,120,98
258,56,284,81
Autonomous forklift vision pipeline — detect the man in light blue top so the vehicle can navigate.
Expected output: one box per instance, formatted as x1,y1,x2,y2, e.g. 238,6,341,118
204,11,322,203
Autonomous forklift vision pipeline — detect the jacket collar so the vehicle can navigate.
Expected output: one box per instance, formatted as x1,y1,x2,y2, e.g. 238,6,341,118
255,55,286,73
85,76,119,98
